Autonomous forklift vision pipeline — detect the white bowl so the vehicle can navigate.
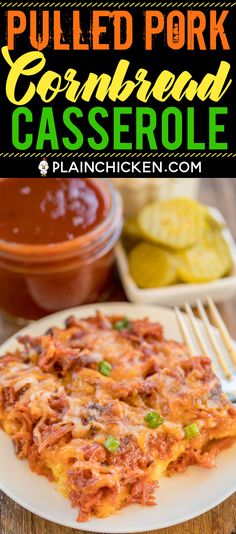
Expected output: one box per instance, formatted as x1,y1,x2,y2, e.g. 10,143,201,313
115,207,236,306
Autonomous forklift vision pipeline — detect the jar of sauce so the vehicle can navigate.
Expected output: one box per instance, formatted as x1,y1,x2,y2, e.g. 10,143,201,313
0,178,122,322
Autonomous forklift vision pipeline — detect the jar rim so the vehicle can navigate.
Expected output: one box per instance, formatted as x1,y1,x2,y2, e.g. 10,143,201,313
0,179,122,260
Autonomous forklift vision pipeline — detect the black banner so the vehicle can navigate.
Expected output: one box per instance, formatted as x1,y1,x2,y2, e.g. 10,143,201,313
0,2,236,177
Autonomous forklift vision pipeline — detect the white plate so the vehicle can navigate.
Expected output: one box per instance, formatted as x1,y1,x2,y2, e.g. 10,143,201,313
116,207,236,306
0,302,236,533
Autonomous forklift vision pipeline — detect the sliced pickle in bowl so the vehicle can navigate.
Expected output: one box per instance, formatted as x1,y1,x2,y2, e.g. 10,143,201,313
122,217,141,251
123,217,140,239
178,231,233,283
129,242,178,288
138,197,205,250
204,210,225,232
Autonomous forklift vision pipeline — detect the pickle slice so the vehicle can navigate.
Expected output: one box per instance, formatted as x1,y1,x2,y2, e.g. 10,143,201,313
204,210,224,232
138,198,205,250
129,242,178,288
123,218,140,239
122,217,141,251
178,232,232,283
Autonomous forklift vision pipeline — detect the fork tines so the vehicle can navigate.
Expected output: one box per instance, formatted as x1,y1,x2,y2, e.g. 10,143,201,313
175,297,236,381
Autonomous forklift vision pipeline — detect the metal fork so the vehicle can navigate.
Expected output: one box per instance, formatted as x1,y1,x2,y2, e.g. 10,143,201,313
175,296,236,403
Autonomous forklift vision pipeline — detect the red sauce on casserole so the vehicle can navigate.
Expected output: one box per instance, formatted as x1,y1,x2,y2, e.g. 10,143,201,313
0,178,108,244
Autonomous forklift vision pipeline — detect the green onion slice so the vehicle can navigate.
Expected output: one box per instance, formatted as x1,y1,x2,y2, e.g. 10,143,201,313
99,360,112,376
113,317,131,331
144,411,164,429
184,423,200,439
104,435,120,453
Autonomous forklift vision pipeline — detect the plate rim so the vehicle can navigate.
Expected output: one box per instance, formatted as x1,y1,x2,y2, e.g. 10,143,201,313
0,473,235,534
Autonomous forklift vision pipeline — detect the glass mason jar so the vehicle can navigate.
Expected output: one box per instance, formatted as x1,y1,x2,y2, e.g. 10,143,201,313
0,179,123,323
